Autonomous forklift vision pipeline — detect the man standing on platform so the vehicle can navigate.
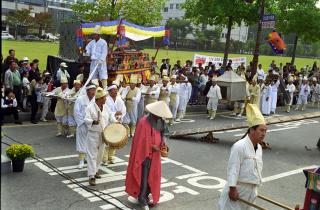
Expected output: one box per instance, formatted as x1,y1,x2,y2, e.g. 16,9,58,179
85,87,117,186
125,101,172,210
102,85,126,165
86,25,108,88
74,83,96,169
219,104,266,210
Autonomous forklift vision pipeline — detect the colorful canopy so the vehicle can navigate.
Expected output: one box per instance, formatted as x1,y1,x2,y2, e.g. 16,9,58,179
81,20,166,41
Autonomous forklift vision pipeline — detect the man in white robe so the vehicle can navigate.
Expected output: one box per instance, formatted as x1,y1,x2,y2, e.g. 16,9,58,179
270,79,280,114
85,25,108,88
145,76,160,105
206,77,222,120
285,77,296,113
122,77,141,137
102,85,126,165
310,77,320,108
74,84,96,169
219,104,266,210
177,74,190,120
295,77,311,111
260,80,272,116
158,76,171,105
84,87,117,186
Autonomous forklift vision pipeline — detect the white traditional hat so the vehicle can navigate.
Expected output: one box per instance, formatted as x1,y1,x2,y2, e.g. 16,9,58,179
23,57,29,61
91,79,99,87
146,101,173,119
149,75,156,81
303,76,308,81
246,103,266,128
130,74,138,84
73,80,81,85
112,79,120,87
107,84,117,91
162,76,170,82
60,62,68,68
171,75,177,79
93,25,102,35
61,77,68,84
312,77,317,82
95,87,107,99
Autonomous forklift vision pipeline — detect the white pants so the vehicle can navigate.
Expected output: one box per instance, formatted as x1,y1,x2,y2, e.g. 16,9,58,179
90,60,108,80
178,96,188,112
67,115,77,126
86,131,105,177
41,97,51,120
170,101,179,119
270,92,277,112
55,115,68,124
76,124,87,153
219,183,258,210
123,105,138,125
297,95,308,105
207,98,219,111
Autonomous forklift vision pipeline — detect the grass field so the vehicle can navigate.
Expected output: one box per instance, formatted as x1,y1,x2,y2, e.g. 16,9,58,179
2,40,319,71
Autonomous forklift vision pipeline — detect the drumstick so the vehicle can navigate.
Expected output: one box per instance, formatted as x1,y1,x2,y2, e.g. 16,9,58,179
238,198,266,210
257,195,294,210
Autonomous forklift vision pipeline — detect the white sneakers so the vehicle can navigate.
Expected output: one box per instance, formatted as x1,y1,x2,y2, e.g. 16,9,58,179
56,132,62,137
66,134,74,138
78,160,84,169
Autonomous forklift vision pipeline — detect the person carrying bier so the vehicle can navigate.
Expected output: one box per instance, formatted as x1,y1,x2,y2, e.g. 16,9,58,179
219,103,267,210
74,83,96,169
125,101,172,210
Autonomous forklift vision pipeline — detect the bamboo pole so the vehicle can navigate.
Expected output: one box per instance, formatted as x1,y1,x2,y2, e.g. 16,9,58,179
257,195,294,210
238,198,267,210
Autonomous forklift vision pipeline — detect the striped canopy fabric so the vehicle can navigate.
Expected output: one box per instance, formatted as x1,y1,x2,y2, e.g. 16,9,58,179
81,20,166,41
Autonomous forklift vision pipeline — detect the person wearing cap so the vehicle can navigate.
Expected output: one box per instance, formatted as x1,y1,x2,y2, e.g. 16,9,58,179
158,76,171,105
74,83,96,169
249,76,261,107
84,87,117,186
169,75,181,123
76,64,85,83
51,77,70,136
55,62,70,87
219,103,267,210
206,77,222,120
125,101,171,210
285,77,296,113
260,79,272,116
295,77,311,111
85,25,109,89
65,80,82,138
122,76,142,138
310,77,320,108
102,85,126,165
145,76,160,105
18,57,30,76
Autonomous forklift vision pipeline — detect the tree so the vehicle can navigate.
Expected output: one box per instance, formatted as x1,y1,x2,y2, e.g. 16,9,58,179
6,8,34,38
71,0,166,26
275,0,320,64
183,0,259,67
166,18,193,39
34,12,53,37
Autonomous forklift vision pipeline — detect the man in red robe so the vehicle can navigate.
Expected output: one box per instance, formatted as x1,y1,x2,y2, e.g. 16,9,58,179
125,101,172,210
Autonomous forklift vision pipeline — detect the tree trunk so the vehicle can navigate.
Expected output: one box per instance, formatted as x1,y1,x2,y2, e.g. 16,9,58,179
38,25,43,37
291,35,298,65
223,16,233,68
251,0,265,80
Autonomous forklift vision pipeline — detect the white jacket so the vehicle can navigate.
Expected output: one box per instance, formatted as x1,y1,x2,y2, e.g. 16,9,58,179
86,38,108,62
207,84,222,99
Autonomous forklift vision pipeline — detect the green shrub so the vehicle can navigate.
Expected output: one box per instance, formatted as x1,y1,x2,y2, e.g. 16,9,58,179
6,144,35,160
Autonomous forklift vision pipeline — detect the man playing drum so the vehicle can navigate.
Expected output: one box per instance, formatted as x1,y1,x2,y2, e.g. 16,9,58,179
219,104,267,210
102,85,126,165
84,87,117,186
125,101,172,210
74,83,96,169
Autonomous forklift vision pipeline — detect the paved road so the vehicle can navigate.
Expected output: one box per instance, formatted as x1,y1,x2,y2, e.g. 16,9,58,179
1,116,319,210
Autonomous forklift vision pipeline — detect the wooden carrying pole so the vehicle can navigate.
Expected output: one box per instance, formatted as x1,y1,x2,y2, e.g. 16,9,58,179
238,198,267,210
257,195,294,210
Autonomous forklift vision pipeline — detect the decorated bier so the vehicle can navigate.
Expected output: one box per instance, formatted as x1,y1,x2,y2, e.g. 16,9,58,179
301,167,320,210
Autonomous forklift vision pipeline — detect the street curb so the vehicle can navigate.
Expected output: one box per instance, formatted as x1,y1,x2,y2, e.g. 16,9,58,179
170,111,320,138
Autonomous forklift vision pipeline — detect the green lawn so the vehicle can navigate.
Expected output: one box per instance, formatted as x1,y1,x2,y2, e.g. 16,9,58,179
2,40,319,71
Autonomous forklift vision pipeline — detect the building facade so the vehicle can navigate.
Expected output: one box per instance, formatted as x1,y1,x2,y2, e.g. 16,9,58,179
161,0,249,43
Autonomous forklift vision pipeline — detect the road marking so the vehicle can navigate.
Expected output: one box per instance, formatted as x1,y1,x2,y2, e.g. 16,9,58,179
262,165,318,183
25,154,79,163
225,129,243,133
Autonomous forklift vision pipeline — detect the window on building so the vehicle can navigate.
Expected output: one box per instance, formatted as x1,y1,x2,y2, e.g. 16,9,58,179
170,4,174,9
176,4,180,9
163,7,168,12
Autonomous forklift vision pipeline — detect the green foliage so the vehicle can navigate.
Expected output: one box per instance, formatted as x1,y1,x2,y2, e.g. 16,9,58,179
275,0,320,43
166,19,193,39
6,144,35,160
71,0,165,26
6,8,34,28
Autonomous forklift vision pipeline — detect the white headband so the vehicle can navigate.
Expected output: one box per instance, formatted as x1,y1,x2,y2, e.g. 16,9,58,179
107,85,117,91
86,85,96,90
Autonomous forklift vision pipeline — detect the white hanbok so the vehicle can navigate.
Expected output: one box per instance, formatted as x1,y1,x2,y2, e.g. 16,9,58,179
270,80,280,113
219,135,263,210
74,94,94,153
122,87,141,125
297,84,311,105
169,83,180,119
86,38,108,80
260,85,272,115
84,102,116,177
285,84,296,105
105,95,126,123
207,84,222,111
178,82,189,113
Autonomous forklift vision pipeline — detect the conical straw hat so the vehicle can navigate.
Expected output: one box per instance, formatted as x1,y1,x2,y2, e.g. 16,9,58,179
146,101,173,119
